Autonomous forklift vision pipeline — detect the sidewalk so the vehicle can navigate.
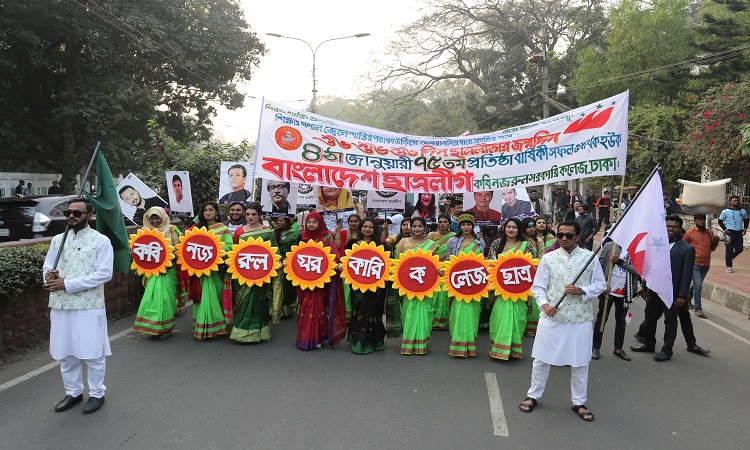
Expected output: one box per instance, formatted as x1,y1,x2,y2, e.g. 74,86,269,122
703,241,750,316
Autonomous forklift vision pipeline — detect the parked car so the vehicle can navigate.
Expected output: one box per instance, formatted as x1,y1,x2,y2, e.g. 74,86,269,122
0,195,95,242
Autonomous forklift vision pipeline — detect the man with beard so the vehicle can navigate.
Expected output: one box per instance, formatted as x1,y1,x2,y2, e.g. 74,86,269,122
118,185,165,226
223,201,247,234
631,215,710,361
500,188,534,220
683,214,719,318
528,190,545,216
43,198,113,414
263,180,292,215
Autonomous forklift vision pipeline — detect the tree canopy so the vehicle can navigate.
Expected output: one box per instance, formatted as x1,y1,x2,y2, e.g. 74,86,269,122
0,0,264,189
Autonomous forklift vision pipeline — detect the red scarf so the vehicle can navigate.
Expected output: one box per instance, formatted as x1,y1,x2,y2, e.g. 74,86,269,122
301,211,330,242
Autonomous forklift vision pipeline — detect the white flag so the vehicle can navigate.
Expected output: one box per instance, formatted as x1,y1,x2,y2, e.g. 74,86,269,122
608,170,673,307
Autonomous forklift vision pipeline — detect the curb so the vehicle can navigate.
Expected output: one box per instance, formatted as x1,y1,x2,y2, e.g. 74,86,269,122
703,280,750,315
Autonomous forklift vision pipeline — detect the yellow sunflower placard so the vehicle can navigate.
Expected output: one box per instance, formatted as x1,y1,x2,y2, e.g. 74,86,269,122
390,247,441,301
226,237,281,287
175,227,227,277
285,240,337,290
129,228,174,278
340,241,392,292
441,251,490,303
487,250,539,302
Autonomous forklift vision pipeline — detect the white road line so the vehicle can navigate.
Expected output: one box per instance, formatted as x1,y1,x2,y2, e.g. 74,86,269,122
484,372,509,437
701,319,750,346
0,328,134,394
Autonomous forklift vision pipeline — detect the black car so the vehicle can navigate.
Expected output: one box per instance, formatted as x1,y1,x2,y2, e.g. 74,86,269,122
0,195,95,242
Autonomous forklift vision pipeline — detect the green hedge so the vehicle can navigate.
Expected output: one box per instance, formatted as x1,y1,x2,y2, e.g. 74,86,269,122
0,244,49,301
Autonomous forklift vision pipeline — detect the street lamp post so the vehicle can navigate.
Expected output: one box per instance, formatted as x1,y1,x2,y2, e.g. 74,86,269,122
266,32,370,113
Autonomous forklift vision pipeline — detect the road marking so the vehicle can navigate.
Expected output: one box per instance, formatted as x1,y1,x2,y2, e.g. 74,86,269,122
484,372,509,437
701,319,750,346
0,328,134,394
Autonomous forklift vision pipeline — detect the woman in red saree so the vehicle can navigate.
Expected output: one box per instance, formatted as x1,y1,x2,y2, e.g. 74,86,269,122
296,211,346,350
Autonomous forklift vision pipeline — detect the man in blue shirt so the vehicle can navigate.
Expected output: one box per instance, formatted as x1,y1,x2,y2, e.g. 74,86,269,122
718,195,749,273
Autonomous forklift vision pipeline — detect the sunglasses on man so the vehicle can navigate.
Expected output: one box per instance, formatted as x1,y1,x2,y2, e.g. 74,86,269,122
62,210,88,217
556,232,576,240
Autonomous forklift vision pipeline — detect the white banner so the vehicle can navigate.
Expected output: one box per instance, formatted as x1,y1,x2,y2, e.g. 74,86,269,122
255,92,628,193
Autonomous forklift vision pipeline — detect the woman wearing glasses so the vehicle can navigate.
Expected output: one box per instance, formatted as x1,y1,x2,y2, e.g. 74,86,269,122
230,202,279,343
133,207,182,338
487,218,533,360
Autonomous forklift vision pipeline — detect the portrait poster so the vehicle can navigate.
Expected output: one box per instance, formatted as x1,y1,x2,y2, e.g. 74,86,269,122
499,186,535,221
463,190,503,226
218,161,255,204
116,173,168,226
367,190,405,213
337,210,359,231
410,193,438,224
259,178,297,219
316,186,354,213
295,183,317,211
320,211,338,233
166,171,194,217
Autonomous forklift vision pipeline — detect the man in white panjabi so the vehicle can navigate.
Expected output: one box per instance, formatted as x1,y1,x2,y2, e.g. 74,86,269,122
43,198,113,414
518,221,606,422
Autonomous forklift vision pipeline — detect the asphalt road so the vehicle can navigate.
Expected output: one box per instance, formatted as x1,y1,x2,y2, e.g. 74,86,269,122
1,298,749,450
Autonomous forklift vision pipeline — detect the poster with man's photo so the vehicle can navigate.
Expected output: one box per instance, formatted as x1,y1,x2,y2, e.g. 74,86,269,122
367,191,405,213
117,173,168,226
218,161,255,204
463,187,534,225
166,171,194,217
259,178,297,218
296,183,317,212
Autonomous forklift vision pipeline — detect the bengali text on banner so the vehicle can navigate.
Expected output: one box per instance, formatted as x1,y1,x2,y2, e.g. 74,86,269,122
255,91,629,194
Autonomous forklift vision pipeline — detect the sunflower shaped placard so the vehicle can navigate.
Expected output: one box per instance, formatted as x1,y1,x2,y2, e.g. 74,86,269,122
390,247,441,301
226,237,282,287
175,227,227,277
285,240,337,290
487,250,540,302
129,228,174,278
340,241,393,293
441,251,490,303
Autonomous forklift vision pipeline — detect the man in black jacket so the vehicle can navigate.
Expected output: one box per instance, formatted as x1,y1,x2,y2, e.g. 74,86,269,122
630,215,710,361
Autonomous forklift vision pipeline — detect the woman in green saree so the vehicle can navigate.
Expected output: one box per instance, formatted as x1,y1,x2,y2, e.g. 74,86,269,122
272,217,298,318
427,214,456,330
397,217,438,355
230,202,279,343
445,212,486,357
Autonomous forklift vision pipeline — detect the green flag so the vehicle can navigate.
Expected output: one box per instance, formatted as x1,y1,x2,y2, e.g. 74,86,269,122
84,151,132,274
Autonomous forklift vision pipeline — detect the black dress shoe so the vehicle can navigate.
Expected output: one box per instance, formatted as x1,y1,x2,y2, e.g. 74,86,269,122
630,344,655,352
82,396,105,414
654,351,672,361
633,333,644,344
54,394,83,412
687,345,710,356
613,350,631,361
591,349,600,360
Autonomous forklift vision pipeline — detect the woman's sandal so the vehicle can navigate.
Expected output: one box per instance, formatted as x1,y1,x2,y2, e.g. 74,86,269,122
572,405,595,422
518,397,537,413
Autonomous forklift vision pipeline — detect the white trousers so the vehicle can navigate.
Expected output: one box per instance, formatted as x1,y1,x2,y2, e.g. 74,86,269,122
60,355,107,398
526,358,589,405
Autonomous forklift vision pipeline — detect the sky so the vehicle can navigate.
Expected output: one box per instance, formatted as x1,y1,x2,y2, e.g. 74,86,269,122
211,0,428,143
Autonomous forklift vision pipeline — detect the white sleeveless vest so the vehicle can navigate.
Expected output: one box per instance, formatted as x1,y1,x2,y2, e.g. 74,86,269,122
544,247,595,323
48,227,107,310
